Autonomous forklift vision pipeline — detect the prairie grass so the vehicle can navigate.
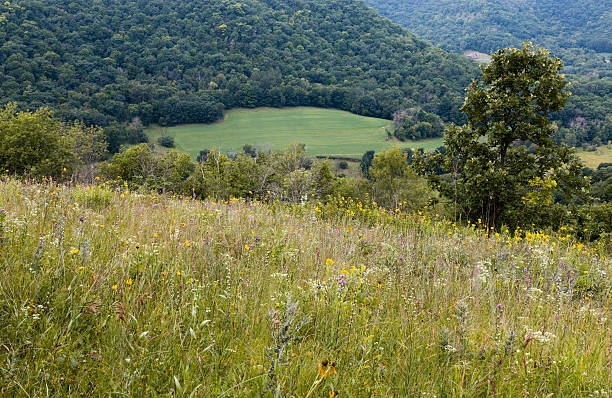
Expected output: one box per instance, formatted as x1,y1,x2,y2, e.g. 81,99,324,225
0,178,610,397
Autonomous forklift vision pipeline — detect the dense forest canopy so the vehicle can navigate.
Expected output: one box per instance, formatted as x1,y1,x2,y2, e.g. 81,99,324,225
363,0,611,75
0,0,478,151
364,0,612,147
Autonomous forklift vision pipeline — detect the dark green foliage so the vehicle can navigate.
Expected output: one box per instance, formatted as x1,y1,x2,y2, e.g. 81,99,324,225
103,121,148,153
157,135,175,148
417,44,589,230
392,109,445,140
360,150,375,179
586,163,612,202
0,0,478,152
364,0,611,75
364,0,612,146
338,161,348,170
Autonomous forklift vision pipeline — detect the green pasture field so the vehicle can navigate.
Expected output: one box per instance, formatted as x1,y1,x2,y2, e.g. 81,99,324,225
146,107,444,159
577,145,612,168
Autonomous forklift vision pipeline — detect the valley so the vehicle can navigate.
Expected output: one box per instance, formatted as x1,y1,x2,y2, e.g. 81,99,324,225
0,0,610,396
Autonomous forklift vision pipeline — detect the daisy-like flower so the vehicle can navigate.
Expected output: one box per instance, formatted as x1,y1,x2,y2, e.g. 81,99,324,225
318,360,329,377
327,361,337,376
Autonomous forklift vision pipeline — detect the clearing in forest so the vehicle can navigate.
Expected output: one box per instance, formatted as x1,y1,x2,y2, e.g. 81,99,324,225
146,107,444,159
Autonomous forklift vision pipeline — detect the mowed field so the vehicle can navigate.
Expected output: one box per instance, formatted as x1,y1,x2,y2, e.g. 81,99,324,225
146,107,444,159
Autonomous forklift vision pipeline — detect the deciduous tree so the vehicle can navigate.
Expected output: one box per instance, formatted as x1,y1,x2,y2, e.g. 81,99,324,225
418,43,588,229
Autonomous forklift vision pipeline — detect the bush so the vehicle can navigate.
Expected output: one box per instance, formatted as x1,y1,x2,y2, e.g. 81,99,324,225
338,161,348,170
158,135,175,148
0,103,75,178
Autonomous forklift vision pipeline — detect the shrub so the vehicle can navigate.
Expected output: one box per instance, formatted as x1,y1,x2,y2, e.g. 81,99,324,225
158,135,175,148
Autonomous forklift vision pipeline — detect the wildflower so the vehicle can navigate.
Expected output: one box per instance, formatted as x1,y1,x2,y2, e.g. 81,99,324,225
326,258,334,266
112,284,118,290
328,361,337,376
177,271,182,276
185,240,190,247
318,360,329,377
126,279,133,286
244,244,250,251
153,233,158,238
70,248,79,254
329,391,339,398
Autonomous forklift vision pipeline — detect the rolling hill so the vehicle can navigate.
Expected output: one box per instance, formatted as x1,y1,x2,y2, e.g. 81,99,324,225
363,0,611,76
363,0,612,147
0,0,478,151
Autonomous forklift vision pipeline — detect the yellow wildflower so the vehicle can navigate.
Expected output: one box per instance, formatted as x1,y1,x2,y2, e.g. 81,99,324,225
318,360,329,377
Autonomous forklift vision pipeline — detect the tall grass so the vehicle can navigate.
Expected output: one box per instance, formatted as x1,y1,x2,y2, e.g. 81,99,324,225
0,178,609,397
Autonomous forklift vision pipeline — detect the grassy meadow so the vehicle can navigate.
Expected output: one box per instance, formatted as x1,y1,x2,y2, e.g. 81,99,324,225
146,107,444,159
577,145,612,168
0,178,610,397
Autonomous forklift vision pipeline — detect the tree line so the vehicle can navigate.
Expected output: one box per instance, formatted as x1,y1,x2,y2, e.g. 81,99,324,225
364,0,612,147
1,45,610,239
0,0,477,152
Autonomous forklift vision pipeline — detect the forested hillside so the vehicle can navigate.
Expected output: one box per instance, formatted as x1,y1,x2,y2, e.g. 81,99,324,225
0,0,477,151
363,0,611,75
364,0,612,147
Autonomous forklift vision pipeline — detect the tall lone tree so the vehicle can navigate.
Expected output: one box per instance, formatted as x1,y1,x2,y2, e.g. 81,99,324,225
422,43,586,230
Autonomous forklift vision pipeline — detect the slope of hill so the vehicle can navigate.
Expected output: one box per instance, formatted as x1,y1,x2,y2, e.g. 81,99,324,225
0,0,478,150
363,0,611,76
0,178,609,395
364,0,612,147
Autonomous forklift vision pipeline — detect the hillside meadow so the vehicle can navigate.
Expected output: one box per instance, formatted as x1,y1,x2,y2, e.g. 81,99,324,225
146,108,445,159
577,145,612,169
0,177,610,397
